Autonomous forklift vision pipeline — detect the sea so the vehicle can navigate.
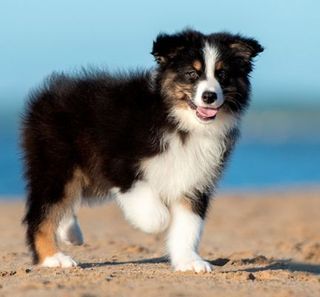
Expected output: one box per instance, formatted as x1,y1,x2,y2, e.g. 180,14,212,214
1,105,320,197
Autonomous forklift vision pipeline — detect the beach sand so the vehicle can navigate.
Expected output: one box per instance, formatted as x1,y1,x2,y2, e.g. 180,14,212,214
0,190,319,297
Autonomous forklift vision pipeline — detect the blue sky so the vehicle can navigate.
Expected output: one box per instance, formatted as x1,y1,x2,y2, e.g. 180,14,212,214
1,0,320,111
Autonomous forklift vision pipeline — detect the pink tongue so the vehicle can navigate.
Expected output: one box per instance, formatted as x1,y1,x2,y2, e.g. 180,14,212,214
196,106,218,118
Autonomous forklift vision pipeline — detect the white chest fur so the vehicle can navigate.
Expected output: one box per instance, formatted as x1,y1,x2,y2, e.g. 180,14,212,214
141,128,229,203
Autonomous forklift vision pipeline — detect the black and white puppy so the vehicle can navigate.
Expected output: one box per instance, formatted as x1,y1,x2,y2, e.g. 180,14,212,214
22,29,263,272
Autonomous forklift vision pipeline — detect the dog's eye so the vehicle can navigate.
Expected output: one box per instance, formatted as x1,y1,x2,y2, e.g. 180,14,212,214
185,70,199,80
216,69,227,81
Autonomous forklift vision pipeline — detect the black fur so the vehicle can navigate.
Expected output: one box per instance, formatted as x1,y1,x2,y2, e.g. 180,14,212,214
22,70,174,262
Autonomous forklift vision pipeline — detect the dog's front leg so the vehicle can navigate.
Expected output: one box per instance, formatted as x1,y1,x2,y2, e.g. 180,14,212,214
167,195,212,273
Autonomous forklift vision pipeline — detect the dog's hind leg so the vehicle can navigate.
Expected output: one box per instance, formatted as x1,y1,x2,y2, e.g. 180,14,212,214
24,168,84,267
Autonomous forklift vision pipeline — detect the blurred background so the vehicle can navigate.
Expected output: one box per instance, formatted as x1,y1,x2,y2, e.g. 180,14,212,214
1,0,319,197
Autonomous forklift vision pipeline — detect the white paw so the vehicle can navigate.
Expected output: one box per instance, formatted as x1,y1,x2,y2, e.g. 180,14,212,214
41,252,77,268
174,259,213,273
116,182,170,234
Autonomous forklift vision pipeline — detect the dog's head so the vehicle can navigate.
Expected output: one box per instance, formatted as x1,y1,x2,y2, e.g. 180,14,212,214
151,29,263,129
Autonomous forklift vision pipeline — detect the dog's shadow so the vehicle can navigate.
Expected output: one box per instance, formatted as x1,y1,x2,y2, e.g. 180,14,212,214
79,256,228,269
79,256,168,269
238,260,320,275
79,256,320,275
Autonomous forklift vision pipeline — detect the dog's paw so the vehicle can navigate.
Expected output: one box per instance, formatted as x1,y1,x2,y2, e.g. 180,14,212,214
174,259,213,273
41,252,77,268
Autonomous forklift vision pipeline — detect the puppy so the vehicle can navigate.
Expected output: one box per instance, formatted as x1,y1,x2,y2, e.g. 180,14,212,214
22,29,263,272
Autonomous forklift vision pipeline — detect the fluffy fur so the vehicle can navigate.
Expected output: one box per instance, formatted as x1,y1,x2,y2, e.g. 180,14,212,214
22,29,263,272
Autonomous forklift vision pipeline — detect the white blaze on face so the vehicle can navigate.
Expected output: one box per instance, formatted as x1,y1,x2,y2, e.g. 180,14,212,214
194,43,224,108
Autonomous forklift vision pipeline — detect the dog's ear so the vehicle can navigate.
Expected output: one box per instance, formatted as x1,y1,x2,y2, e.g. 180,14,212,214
151,33,183,64
151,29,203,65
229,35,264,60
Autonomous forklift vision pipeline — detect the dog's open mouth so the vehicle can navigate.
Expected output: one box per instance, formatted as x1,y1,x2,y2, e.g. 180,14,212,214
187,99,220,121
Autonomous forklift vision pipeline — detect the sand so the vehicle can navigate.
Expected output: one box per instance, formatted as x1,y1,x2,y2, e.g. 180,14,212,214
0,190,319,297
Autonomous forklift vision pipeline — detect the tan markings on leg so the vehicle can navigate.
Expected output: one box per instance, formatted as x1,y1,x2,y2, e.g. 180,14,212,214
193,60,202,71
35,219,58,262
34,167,85,263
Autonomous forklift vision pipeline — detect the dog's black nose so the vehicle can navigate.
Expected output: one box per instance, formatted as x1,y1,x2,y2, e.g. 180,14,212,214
202,91,217,104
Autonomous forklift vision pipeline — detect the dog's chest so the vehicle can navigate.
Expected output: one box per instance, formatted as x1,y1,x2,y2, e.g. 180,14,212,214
141,131,226,201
